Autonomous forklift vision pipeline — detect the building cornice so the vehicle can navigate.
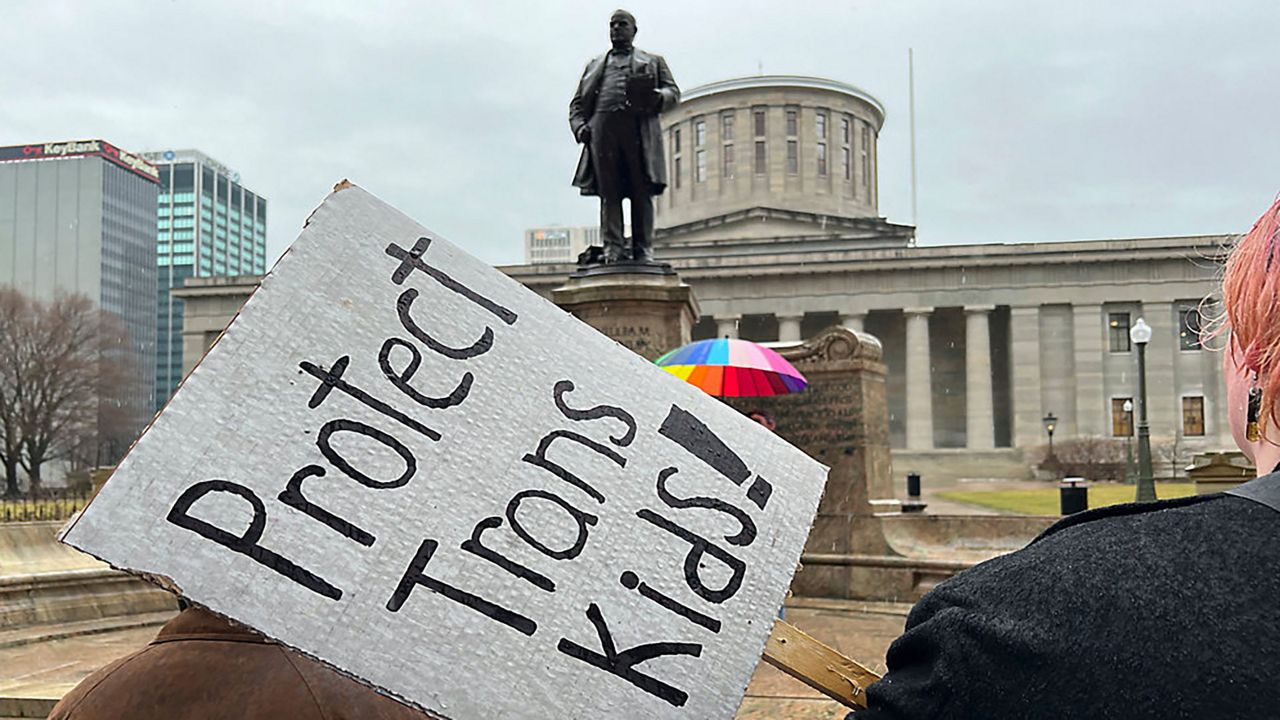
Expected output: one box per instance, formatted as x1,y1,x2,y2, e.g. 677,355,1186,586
680,75,887,125
499,234,1236,286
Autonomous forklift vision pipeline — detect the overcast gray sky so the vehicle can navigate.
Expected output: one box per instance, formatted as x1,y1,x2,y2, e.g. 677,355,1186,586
3,1,1278,265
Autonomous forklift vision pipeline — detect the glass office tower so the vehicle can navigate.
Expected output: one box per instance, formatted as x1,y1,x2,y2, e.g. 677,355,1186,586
0,139,160,461
144,150,267,411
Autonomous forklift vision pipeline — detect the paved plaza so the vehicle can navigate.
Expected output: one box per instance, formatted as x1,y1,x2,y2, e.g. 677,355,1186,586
0,601,910,719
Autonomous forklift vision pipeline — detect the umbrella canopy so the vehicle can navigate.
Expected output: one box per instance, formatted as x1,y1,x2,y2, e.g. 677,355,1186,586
654,338,808,397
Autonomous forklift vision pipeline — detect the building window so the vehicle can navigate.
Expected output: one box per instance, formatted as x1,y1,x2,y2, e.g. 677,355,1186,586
785,109,798,137
723,144,734,179
754,108,766,137
1179,308,1203,350
841,117,850,144
672,127,682,189
722,113,734,141
695,119,706,147
1112,398,1135,437
1108,313,1131,352
695,149,706,182
754,141,766,174
860,124,871,200
786,140,798,174
816,112,827,139
842,146,851,180
1183,396,1205,436
817,143,827,176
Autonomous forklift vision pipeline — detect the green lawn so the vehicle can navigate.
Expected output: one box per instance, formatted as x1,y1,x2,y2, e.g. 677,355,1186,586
937,482,1197,515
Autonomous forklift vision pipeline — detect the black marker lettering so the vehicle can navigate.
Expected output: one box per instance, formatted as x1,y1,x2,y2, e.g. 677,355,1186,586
746,475,773,511
378,337,473,409
387,538,536,636
384,237,518,324
461,517,556,592
299,356,441,441
656,467,756,547
620,571,721,633
505,489,598,561
167,480,341,600
552,380,637,447
277,465,376,547
397,288,493,360
637,509,746,604
317,419,417,489
522,430,626,504
557,603,701,707
658,405,750,485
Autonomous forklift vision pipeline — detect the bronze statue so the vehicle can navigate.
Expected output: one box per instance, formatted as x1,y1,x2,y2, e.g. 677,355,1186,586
570,9,679,266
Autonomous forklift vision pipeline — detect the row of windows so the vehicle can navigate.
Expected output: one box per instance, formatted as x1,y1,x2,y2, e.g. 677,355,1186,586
1107,310,1204,352
158,192,196,203
157,254,195,267
670,108,872,191
1110,396,1206,437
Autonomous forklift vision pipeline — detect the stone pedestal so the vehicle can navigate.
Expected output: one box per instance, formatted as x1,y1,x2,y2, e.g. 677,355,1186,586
551,270,699,361
726,327,899,599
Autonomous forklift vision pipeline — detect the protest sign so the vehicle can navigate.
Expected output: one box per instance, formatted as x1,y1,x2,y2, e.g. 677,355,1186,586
61,183,828,719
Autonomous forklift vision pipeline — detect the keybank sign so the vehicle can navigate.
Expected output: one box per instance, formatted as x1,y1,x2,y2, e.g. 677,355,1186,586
0,139,160,183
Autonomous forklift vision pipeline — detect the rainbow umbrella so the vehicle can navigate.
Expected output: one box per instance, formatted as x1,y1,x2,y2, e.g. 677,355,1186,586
654,338,808,397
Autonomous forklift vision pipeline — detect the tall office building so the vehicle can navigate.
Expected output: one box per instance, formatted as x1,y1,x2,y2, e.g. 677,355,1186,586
141,150,266,410
524,225,602,264
0,139,159,458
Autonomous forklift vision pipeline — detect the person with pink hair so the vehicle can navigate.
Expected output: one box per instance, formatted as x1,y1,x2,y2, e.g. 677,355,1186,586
851,197,1280,719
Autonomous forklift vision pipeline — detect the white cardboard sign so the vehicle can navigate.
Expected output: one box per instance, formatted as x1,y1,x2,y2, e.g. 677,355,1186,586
62,185,827,719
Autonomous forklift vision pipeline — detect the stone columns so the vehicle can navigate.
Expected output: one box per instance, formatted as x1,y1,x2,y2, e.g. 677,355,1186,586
1072,304,1105,436
904,307,934,450
965,305,996,449
778,314,803,343
840,312,865,333
1010,306,1045,449
715,315,740,339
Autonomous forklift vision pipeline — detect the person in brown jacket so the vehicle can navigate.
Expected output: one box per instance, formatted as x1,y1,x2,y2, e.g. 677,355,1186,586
49,605,434,719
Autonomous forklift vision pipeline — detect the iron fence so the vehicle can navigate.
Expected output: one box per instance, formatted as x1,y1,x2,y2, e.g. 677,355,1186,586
0,487,92,523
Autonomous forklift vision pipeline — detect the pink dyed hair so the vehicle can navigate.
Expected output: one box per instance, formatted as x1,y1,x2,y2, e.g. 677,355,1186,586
1222,195,1280,431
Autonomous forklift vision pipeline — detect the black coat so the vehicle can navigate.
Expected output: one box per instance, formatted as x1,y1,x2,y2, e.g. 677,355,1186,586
855,476,1280,719
569,47,679,197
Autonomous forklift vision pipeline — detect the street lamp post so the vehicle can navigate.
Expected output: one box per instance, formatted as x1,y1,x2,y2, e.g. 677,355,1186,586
1042,412,1059,477
1123,398,1135,483
1130,318,1156,502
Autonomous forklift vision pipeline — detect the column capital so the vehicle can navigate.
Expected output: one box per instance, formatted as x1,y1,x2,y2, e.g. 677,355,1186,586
903,306,933,317
713,313,742,322
964,304,997,314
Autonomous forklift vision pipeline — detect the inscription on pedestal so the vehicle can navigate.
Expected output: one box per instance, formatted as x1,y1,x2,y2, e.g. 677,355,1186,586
550,273,699,362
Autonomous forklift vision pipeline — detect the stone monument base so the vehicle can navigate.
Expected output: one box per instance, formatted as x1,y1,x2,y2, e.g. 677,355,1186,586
551,270,699,361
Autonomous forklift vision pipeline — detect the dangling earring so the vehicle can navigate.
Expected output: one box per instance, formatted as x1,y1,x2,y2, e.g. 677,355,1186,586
1246,379,1262,442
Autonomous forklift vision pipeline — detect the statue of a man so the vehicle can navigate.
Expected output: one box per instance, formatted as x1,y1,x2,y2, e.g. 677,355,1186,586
570,9,679,265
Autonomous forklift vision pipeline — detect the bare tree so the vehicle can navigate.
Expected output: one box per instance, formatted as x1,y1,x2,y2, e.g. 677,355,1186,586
0,289,32,496
0,287,138,494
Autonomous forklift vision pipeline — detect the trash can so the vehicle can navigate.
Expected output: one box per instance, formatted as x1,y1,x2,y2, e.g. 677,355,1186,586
903,472,927,512
1059,477,1088,515
906,472,922,499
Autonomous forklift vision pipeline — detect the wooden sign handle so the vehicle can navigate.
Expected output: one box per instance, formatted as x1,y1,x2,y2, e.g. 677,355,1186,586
761,619,882,710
